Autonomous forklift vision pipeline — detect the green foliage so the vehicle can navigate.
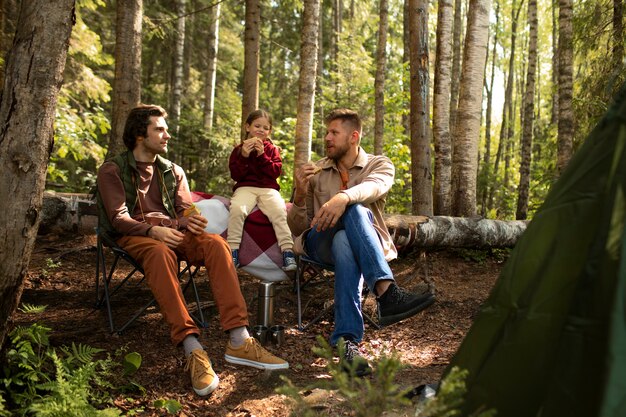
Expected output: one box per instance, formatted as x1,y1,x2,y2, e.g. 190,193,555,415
153,398,183,414
415,367,496,417
1,308,144,416
278,338,498,417
277,336,412,417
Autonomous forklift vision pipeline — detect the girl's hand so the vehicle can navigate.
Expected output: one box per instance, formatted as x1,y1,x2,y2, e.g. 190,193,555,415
241,138,258,157
187,214,208,235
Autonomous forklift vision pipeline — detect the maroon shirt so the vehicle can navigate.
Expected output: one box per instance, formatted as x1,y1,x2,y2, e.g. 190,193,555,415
229,139,282,191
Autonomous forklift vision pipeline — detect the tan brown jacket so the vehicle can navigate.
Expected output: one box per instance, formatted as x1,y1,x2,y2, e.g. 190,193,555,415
287,147,397,261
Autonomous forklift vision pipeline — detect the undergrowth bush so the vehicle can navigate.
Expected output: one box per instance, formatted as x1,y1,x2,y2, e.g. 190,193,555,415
0,305,143,416
277,336,497,417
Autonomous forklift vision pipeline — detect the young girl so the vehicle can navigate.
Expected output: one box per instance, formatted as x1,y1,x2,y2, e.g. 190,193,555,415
227,109,297,271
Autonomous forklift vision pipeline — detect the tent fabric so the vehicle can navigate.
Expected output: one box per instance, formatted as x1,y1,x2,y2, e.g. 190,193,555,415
446,87,626,417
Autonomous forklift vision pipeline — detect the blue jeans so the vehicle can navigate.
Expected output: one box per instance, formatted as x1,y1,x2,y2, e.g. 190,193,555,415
305,204,394,344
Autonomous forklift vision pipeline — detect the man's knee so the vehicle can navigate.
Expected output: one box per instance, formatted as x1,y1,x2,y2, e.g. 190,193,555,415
344,203,369,220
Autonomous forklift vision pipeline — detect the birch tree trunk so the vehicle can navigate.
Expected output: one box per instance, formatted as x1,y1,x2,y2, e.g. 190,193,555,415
203,2,220,131
374,0,388,156
488,0,522,211
449,0,464,131
551,0,558,125
479,1,499,216
433,0,454,216
0,0,75,349
386,214,527,251
409,0,433,216
451,0,491,217
242,0,260,138
294,0,320,170
170,0,186,140
516,0,537,220
106,0,142,160
557,0,574,174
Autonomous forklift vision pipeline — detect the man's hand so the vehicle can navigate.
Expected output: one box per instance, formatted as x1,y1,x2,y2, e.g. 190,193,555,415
186,214,208,235
311,192,350,231
148,226,185,248
293,162,320,206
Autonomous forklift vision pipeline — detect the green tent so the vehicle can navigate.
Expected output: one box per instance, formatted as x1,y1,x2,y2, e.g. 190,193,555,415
446,87,626,417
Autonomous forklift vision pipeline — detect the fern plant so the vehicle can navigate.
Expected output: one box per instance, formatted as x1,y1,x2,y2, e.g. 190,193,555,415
2,309,143,416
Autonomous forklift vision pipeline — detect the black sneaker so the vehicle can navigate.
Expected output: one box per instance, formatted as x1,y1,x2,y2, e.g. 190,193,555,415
377,283,435,327
339,339,372,377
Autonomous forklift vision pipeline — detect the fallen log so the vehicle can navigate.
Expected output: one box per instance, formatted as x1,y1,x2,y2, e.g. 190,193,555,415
385,214,527,251
40,193,528,249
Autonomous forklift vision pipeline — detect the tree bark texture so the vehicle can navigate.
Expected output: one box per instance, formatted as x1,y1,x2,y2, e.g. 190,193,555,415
489,0,521,211
203,2,220,131
170,0,186,138
294,0,320,170
516,0,537,220
107,0,142,160
479,0,499,216
386,214,527,251
409,0,433,216
374,0,388,156
0,0,75,349
433,0,454,216
449,0,464,131
557,0,574,174
242,0,260,139
451,0,491,217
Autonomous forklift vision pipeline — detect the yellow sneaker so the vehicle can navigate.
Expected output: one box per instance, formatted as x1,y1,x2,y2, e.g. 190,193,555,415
184,349,219,396
224,337,289,370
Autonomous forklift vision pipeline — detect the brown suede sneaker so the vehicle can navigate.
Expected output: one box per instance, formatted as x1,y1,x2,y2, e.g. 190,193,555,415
184,349,219,396
224,337,289,370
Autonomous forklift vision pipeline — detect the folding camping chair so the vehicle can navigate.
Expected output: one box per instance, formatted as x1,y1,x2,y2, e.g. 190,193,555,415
94,228,208,334
294,256,381,331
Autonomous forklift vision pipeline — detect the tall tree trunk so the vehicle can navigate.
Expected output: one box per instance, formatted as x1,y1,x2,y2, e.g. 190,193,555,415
0,0,75,349
557,0,574,174
197,2,221,192
374,0,388,156
331,0,343,96
106,0,142,160
516,0,537,220
402,0,410,136
479,0,499,216
242,0,260,139
433,0,454,215
613,0,623,72
316,3,325,145
551,0,558,124
488,0,522,211
449,0,464,130
203,2,220,131
294,0,320,171
409,0,433,216
170,0,186,140
451,0,491,217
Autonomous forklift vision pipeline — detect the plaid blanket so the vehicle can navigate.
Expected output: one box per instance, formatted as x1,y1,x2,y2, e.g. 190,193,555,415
191,191,290,282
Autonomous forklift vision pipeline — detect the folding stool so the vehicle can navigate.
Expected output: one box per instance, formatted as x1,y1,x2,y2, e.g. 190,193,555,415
294,256,381,331
94,228,207,334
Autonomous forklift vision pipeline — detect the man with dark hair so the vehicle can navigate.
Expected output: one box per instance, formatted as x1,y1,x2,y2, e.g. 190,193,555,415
96,104,288,397
288,108,435,376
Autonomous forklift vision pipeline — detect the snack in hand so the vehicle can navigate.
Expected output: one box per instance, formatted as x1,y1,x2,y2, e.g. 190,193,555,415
312,165,322,175
183,203,201,217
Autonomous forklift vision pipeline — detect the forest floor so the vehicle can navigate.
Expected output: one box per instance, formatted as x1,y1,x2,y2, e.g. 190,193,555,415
13,233,507,416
